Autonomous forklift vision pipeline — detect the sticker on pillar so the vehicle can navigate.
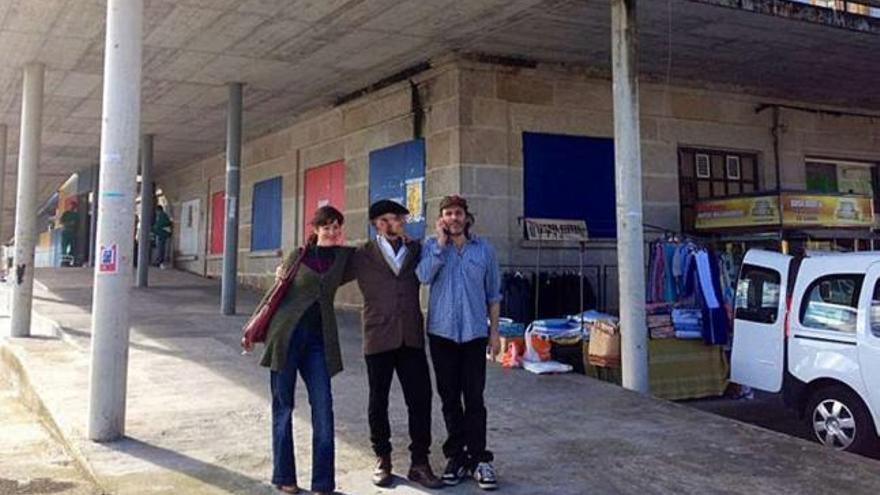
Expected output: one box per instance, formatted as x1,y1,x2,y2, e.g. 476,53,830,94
317,199,330,208
226,196,237,220
98,244,118,274
405,178,424,222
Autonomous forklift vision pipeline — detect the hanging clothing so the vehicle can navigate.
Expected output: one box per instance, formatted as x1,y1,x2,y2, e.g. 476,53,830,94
662,243,677,302
694,250,730,346
501,272,535,324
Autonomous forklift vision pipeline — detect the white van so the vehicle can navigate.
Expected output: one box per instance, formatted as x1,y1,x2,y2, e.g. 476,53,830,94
731,249,880,455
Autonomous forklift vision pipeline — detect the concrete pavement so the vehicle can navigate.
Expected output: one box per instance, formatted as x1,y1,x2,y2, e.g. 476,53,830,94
0,359,98,495
2,267,880,494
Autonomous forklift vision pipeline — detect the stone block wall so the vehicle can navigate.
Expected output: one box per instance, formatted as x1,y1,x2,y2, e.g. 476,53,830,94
159,54,880,312
158,62,461,306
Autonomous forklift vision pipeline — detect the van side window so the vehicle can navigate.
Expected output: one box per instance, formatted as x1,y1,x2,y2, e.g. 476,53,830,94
735,265,781,324
800,274,864,334
871,281,880,338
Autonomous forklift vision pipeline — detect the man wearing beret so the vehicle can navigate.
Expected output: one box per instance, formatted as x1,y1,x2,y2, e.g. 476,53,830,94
416,195,501,491
343,199,442,489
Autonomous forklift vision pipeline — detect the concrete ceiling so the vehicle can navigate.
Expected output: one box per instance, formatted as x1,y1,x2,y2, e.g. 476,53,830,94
0,0,877,210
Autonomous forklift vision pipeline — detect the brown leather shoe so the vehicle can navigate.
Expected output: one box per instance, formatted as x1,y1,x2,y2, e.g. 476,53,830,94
372,455,393,487
408,463,444,489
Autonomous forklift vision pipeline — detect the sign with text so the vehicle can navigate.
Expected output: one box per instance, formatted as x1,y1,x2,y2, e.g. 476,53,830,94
694,195,780,230
98,244,118,274
781,193,874,227
524,218,589,242
694,193,874,230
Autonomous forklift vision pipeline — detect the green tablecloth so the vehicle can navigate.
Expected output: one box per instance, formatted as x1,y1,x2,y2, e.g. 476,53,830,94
585,339,729,400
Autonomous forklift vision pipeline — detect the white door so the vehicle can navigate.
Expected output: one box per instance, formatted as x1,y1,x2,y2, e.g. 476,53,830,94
178,199,200,256
731,250,792,392
858,261,880,435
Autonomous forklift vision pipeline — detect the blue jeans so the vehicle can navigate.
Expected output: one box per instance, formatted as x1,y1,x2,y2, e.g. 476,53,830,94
270,323,335,492
155,236,167,265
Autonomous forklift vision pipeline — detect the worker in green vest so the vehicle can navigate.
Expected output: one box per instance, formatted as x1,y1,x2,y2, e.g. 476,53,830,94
151,205,172,267
59,198,79,265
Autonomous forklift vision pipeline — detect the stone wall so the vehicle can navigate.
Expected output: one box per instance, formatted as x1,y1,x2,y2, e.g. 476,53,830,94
158,55,880,311
158,61,461,306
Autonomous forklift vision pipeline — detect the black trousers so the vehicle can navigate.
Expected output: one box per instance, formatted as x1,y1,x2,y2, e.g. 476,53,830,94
429,335,493,466
365,346,433,464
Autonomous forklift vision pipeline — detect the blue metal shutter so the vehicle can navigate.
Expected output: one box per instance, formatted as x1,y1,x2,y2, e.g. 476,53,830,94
523,132,617,238
251,176,282,250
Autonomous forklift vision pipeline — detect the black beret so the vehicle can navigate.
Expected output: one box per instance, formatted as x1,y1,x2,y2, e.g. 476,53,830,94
369,199,409,220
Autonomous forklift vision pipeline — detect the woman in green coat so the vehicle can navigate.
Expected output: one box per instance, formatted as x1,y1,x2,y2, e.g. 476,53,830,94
242,205,353,495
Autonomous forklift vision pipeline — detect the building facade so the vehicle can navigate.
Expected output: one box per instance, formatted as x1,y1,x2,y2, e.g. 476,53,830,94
157,54,880,309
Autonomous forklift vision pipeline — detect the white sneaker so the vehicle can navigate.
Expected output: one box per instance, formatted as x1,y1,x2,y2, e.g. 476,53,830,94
473,462,497,491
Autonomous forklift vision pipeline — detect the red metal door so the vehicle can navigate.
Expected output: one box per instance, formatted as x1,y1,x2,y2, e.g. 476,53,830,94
303,160,345,241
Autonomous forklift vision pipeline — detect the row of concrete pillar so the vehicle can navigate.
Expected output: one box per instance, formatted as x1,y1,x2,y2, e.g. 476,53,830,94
3,0,245,441
3,0,647,441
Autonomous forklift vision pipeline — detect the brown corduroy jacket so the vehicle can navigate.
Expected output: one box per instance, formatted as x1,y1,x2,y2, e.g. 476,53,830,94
344,239,425,356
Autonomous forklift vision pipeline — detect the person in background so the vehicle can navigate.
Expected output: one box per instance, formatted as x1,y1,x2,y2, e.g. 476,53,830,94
416,195,502,491
243,205,354,495
151,204,172,267
59,198,79,265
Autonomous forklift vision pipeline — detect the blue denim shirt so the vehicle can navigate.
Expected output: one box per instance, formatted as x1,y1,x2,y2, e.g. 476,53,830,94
416,236,502,343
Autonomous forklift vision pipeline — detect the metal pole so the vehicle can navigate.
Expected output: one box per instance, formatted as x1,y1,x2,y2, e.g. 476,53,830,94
0,125,6,242
10,63,44,338
136,134,153,287
534,239,541,319
611,0,649,393
87,0,143,442
221,83,243,315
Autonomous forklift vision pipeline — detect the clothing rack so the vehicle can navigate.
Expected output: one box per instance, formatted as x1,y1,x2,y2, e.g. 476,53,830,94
501,265,597,324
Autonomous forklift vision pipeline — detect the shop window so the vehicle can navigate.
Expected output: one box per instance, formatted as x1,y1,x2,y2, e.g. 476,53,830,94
252,177,282,251
679,148,760,233
806,158,878,213
523,132,616,238
805,162,838,193
799,274,864,334
210,191,224,255
735,265,781,324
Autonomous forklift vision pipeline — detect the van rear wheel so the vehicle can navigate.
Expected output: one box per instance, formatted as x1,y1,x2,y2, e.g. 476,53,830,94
805,386,878,456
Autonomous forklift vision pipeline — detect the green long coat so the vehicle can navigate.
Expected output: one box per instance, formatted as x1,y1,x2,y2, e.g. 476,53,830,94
258,246,354,375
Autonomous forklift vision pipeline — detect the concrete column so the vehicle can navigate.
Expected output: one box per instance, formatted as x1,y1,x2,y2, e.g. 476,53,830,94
611,0,649,394
87,0,143,442
221,83,242,315
88,165,99,266
136,134,153,287
10,63,44,338
0,125,7,241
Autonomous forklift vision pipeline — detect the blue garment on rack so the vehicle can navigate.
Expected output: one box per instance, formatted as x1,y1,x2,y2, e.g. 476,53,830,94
695,250,730,346
682,251,698,300
662,243,677,302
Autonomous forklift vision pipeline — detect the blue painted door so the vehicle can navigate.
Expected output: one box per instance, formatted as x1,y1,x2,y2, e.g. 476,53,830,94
368,139,426,239
251,176,282,251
